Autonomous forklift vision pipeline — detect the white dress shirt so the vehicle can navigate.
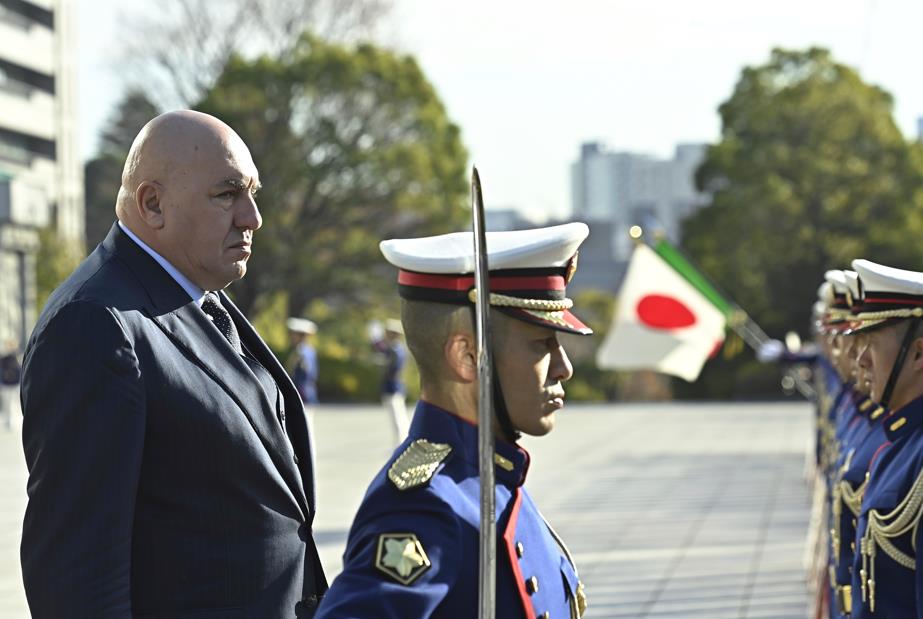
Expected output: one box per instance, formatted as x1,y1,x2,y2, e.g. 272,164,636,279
118,221,206,306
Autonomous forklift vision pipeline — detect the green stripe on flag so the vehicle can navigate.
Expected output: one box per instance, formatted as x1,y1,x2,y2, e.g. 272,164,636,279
652,239,733,317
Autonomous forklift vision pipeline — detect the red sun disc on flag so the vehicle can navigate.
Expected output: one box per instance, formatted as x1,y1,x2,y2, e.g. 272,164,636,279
636,294,697,330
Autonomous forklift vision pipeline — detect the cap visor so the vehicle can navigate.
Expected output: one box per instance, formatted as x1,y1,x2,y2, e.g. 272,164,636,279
498,307,593,336
843,317,898,335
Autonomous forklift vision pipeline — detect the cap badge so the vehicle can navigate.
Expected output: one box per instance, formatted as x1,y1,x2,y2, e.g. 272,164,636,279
375,533,431,585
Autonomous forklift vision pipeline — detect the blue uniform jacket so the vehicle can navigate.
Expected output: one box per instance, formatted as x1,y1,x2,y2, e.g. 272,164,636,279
829,396,887,618
851,395,923,618
316,401,582,618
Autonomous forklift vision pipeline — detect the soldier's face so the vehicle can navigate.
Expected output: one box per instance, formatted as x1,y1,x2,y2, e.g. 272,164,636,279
493,315,574,437
859,322,918,409
853,334,872,395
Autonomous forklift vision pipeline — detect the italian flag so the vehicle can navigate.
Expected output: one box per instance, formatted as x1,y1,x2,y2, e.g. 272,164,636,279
596,240,730,382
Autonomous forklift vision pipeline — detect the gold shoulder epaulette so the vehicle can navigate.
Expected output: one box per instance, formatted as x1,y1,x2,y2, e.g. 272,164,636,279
388,439,453,491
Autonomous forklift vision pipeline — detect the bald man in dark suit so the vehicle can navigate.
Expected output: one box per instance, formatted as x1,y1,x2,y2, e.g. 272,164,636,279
20,111,326,618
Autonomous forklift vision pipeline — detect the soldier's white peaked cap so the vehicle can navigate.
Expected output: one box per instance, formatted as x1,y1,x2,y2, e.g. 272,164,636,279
847,259,923,332
843,270,860,302
380,223,589,274
286,318,318,334
380,223,591,335
852,259,923,296
824,269,848,294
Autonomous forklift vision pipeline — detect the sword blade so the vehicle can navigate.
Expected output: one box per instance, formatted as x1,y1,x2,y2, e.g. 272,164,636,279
472,166,496,619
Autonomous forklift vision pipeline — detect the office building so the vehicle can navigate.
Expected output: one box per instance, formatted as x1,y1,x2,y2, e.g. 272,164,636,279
0,0,82,348
571,141,709,262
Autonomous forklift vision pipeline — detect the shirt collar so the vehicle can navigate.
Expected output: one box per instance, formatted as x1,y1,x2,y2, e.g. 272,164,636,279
409,400,530,487
118,221,206,305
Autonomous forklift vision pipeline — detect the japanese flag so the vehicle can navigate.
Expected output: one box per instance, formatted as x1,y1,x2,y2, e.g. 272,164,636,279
596,243,727,382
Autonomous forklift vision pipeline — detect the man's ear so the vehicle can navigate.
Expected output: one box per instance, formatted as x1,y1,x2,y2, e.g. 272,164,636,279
135,181,165,229
444,333,477,383
912,337,923,371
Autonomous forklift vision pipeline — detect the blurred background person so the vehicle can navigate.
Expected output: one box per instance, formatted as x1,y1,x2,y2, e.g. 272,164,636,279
287,317,320,412
370,319,408,444
0,340,21,431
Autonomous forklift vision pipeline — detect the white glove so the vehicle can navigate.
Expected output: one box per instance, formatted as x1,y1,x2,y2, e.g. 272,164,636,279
367,320,384,342
756,339,785,363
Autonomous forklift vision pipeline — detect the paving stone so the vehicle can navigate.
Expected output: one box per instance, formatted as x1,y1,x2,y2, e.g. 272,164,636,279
0,401,813,618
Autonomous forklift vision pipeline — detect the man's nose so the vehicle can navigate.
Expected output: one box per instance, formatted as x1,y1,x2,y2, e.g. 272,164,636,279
236,193,262,231
550,344,574,383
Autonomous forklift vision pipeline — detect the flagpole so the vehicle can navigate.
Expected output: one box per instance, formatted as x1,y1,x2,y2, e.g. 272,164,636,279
629,225,815,399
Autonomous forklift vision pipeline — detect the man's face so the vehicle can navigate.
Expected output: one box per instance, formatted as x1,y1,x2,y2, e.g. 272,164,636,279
159,133,262,291
493,315,574,437
838,335,857,381
853,333,872,395
858,322,917,408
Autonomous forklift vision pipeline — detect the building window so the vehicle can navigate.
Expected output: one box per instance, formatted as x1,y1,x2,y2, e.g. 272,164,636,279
0,128,55,165
0,136,30,165
0,60,54,97
0,0,54,30
0,177,10,223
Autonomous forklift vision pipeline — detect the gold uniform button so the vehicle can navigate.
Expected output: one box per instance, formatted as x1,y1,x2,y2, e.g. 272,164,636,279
516,542,524,558
526,576,539,594
851,542,856,552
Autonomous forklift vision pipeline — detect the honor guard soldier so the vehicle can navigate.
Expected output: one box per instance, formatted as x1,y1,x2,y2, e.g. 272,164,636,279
828,269,889,618
825,270,860,476
315,223,591,619
823,269,862,618
848,259,923,618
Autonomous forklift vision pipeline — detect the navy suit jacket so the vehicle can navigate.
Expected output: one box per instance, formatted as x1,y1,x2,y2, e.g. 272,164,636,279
20,223,327,618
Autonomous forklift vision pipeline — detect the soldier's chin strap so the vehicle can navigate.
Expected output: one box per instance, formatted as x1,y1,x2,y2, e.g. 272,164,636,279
492,364,521,443
469,305,520,443
880,317,922,409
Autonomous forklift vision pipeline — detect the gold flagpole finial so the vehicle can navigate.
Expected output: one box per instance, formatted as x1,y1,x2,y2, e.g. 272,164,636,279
628,225,643,243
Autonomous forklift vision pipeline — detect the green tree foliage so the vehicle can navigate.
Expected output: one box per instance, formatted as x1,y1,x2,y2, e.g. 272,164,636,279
196,35,470,317
35,226,83,311
84,92,160,248
680,47,923,396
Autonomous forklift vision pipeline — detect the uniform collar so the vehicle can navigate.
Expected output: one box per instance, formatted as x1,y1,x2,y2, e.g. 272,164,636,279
883,393,923,441
856,395,887,420
409,400,530,487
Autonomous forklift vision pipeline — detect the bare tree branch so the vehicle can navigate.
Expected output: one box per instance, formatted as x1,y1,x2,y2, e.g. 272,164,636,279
115,0,392,108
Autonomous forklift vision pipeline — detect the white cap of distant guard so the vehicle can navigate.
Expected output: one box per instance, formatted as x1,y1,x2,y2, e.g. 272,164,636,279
380,223,592,335
824,269,848,294
817,281,833,305
823,269,854,329
286,317,317,334
848,259,923,332
843,270,860,306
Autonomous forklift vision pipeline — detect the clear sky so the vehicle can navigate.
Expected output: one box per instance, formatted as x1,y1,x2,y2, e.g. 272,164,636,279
78,0,923,222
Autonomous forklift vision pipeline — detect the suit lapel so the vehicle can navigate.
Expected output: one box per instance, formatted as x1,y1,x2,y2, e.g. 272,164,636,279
107,224,310,519
221,292,317,516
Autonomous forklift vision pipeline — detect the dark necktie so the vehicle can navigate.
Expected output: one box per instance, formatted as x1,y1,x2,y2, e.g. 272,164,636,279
202,292,242,354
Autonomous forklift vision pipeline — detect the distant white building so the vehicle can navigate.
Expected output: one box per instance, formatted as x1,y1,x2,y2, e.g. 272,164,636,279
0,0,82,348
570,141,709,261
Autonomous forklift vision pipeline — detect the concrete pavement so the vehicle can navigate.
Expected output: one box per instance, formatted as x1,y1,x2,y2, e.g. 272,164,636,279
2,401,813,618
